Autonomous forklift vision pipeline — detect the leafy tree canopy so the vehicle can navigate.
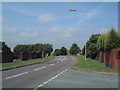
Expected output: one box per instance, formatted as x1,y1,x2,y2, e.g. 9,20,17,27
97,28,120,50
69,43,81,55
83,34,101,59
53,49,61,56
13,43,53,54
60,47,67,55
0,41,11,52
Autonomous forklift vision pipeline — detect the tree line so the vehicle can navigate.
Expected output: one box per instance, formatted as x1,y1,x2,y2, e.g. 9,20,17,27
53,43,81,56
14,43,53,55
0,42,53,55
97,28,120,51
1,27,119,61
82,28,120,59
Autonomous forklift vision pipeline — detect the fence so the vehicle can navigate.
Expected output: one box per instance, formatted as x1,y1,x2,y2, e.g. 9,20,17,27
2,52,14,63
14,52,49,61
98,49,120,70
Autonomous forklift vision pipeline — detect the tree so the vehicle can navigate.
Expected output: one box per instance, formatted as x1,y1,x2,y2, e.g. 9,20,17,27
13,43,53,55
53,49,61,56
43,44,53,54
84,34,101,59
0,41,13,63
60,47,67,55
0,41,11,52
97,28,120,51
69,43,80,55
104,28,120,50
14,45,29,52
97,34,105,50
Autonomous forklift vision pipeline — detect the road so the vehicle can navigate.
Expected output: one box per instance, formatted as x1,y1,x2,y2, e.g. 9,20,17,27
40,69,118,88
2,56,118,89
2,56,76,89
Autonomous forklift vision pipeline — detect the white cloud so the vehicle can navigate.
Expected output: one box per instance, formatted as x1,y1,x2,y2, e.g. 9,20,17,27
50,26,60,32
38,14,56,23
50,26,77,38
20,29,38,38
62,27,77,37
3,27,40,43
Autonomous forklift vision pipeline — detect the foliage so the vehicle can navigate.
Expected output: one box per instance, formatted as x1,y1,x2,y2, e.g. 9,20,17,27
53,49,61,56
13,43,53,54
0,41,11,52
86,43,97,59
53,47,67,56
69,43,81,55
60,47,67,55
83,34,101,59
97,28,120,50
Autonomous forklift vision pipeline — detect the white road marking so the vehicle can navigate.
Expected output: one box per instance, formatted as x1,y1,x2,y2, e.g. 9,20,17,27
57,62,60,64
59,58,62,60
34,66,46,71
5,72,28,80
34,69,68,90
49,64,55,66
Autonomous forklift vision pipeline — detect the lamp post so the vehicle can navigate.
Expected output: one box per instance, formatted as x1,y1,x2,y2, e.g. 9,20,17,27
68,9,87,60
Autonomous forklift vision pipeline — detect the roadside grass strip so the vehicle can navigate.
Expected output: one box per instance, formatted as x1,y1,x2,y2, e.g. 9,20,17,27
1,56,55,70
73,56,118,73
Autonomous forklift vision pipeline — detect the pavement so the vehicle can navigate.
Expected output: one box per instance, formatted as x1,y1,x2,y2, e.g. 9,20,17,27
40,69,118,88
2,56,119,89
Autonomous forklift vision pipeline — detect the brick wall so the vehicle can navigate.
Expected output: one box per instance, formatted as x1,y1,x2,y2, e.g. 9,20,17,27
2,52,13,63
14,52,22,60
4,51,51,63
14,52,44,61
109,49,120,70
31,52,38,59
37,53,42,58
21,52,30,60
98,49,120,70
98,51,104,63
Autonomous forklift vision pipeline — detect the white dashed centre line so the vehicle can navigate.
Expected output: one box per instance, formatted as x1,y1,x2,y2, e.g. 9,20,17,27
49,64,55,66
34,66,46,71
5,72,29,80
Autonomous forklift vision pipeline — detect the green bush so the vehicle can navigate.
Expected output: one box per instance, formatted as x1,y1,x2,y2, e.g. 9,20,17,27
97,28,120,50
69,43,81,55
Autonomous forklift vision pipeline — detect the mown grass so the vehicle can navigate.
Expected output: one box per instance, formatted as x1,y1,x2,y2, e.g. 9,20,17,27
73,55,118,73
0,56,55,70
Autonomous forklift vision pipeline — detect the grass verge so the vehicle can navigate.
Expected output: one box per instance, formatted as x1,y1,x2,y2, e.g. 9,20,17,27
0,56,55,70
72,55,118,74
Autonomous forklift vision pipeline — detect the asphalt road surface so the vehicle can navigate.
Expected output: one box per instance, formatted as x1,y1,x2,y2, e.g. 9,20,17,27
40,69,118,88
2,56,76,89
2,56,118,89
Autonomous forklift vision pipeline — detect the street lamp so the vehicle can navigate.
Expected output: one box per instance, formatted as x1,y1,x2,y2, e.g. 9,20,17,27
68,9,87,60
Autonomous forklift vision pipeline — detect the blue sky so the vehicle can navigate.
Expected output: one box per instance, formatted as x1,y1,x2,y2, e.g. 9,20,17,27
2,2,118,50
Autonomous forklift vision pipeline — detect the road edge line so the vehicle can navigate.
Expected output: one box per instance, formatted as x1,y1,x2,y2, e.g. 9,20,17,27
34,69,68,90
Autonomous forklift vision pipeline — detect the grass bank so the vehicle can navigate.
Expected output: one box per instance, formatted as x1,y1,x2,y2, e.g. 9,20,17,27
73,56,118,74
0,56,55,70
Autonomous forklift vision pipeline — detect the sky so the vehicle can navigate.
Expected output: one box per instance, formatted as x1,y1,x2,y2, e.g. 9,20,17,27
2,2,118,50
